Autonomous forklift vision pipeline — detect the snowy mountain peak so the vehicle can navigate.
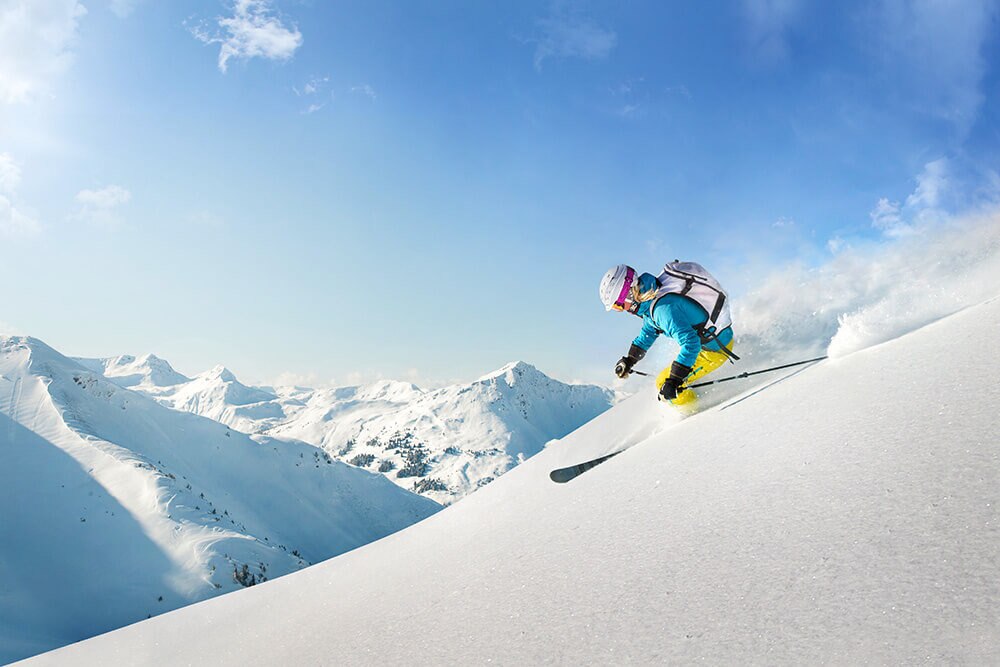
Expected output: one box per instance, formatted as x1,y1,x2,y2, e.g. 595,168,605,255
476,360,543,384
1,335,59,364
74,351,191,388
201,365,237,383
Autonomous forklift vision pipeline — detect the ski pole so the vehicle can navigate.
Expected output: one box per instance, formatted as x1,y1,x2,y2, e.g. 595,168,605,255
684,355,827,389
627,356,827,385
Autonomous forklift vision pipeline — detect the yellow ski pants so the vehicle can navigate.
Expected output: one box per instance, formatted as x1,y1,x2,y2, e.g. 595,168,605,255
655,342,734,406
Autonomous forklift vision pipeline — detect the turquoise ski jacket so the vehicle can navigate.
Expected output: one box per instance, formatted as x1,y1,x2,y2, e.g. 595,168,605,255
630,272,734,367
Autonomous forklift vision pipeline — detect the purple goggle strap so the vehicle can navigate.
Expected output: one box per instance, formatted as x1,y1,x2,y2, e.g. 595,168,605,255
614,267,635,309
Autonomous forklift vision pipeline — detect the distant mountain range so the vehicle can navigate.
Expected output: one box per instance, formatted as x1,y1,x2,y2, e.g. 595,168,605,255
78,353,618,504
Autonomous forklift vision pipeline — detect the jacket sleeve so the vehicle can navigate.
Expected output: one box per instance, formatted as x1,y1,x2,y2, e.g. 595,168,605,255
651,298,703,367
631,318,661,351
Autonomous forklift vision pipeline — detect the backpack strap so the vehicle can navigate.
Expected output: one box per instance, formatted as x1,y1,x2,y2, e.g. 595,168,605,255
694,323,740,364
647,296,740,364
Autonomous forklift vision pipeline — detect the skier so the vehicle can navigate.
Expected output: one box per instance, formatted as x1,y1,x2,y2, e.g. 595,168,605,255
599,262,737,407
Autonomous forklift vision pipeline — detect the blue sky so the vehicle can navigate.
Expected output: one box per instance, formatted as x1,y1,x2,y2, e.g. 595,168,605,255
1,0,998,387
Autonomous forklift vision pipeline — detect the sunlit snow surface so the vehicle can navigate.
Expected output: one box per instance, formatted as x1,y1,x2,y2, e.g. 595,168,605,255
0,339,439,664
26,296,1000,665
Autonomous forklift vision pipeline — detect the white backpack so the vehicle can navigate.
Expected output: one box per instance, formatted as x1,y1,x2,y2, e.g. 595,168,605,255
651,261,738,361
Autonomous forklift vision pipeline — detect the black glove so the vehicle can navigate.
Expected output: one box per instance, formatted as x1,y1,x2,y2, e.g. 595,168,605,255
658,361,693,401
614,344,646,379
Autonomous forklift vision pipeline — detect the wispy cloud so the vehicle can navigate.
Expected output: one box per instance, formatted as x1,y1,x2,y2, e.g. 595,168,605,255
608,78,690,119
190,0,303,73
0,195,39,237
873,0,996,135
905,158,948,211
109,0,141,18
186,210,226,228
350,84,377,101
609,77,643,117
869,197,904,236
293,75,330,97
270,370,322,388
0,152,21,193
293,75,331,113
0,0,87,103
74,184,132,227
870,158,951,237
741,0,802,64
529,7,616,70
0,153,40,237
0,319,23,335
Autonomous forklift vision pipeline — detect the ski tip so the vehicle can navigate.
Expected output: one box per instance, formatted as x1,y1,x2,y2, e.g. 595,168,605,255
548,451,623,484
549,469,573,484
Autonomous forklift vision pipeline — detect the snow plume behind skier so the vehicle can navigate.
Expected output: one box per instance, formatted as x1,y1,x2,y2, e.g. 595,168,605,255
599,262,737,410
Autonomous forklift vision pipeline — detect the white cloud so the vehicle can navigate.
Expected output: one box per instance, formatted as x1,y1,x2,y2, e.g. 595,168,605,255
109,0,140,18
0,319,23,335
77,184,131,208
186,210,226,228
0,0,87,103
293,76,332,113
0,193,39,237
874,0,996,134
350,84,376,101
869,197,904,235
905,158,948,210
665,85,692,99
294,75,329,97
531,9,616,70
74,184,131,226
191,0,303,73
0,153,39,237
0,152,22,193
741,0,802,64
871,158,952,237
270,370,321,388
617,103,639,117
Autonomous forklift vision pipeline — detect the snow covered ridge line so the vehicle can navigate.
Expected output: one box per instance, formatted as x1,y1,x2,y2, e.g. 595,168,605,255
0,335,440,665
29,296,1000,666
81,354,618,505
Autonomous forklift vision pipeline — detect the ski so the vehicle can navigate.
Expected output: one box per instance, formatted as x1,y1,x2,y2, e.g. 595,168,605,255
549,451,623,483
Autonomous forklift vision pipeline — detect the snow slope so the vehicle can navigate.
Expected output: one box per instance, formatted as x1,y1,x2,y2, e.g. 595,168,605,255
27,296,1000,665
0,337,440,664
87,355,616,505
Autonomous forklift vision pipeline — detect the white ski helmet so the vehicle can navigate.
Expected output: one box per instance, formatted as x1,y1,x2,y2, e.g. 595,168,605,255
599,264,637,311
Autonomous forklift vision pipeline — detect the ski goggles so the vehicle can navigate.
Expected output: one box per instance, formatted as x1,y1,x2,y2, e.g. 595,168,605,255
611,266,637,312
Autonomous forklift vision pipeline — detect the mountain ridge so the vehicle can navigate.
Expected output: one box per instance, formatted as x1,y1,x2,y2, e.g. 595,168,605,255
81,354,617,503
